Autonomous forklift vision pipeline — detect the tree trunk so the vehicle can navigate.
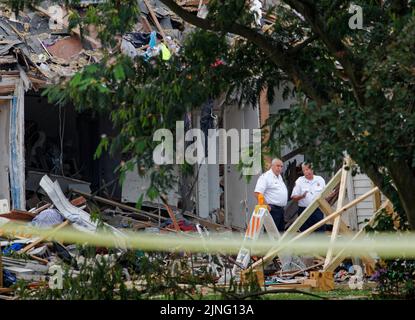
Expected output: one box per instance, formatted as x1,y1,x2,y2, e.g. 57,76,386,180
387,162,415,230
364,161,415,229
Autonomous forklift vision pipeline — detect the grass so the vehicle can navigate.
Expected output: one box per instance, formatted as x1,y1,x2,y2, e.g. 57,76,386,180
262,289,373,300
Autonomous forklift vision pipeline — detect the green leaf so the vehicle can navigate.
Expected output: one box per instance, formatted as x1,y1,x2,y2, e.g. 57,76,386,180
114,64,126,81
147,185,159,200
135,194,144,210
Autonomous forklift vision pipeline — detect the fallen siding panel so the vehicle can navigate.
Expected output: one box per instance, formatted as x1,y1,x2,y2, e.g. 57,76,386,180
39,175,98,233
0,99,11,206
9,80,26,210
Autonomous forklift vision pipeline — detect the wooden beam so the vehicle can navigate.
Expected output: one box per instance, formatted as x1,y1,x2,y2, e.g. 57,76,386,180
141,16,153,33
160,195,181,231
324,200,392,272
373,183,382,212
29,255,48,265
143,0,168,43
251,187,379,270
345,169,358,231
0,210,36,221
317,198,350,234
19,220,70,254
292,188,378,242
71,189,168,222
182,211,230,230
309,271,334,291
324,159,349,269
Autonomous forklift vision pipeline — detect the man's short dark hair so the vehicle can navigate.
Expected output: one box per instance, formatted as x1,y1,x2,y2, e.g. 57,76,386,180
301,162,313,170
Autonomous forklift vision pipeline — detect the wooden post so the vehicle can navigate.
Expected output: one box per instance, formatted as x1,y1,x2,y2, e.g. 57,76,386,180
373,183,382,212
241,269,264,287
309,271,334,291
345,169,359,231
324,159,350,269
291,188,378,241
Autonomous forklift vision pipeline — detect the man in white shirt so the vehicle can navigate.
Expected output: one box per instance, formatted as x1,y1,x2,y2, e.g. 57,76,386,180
291,162,326,232
254,158,288,232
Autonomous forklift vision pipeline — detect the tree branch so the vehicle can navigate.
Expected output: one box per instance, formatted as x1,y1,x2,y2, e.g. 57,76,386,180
288,34,318,54
159,0,329,106
283,0,366,107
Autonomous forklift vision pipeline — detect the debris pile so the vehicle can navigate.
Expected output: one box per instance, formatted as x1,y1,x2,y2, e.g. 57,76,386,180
0,0,186,91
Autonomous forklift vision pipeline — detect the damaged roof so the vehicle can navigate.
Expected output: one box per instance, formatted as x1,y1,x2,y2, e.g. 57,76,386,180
0,0,188,93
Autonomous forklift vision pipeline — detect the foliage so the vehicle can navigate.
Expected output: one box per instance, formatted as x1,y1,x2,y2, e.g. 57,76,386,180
365,209,415,299
13,248,264,300
371,259,415,299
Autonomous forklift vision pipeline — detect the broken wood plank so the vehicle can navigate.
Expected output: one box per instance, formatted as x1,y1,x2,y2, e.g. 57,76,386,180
266,283,313,290
29,255,48,265
143,0,167,43
0,56,18,64
71,189,168,222
141,15,153,33
19,220,70,254
0,210,36,221
160,195,181,232
182,211,230,230
70,196,87,207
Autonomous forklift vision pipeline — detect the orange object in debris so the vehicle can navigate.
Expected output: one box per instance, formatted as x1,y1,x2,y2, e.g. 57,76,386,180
257,193,265,205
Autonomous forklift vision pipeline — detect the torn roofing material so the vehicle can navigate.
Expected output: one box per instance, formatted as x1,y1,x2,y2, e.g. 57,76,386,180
39,175,98,233
0,0,187,87
39,175,128,248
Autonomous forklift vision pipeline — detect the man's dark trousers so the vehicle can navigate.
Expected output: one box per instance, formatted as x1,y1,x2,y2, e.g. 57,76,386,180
269,204,285,232
298,207,326,232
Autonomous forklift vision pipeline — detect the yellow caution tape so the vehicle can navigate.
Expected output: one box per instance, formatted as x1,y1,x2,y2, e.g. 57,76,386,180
1,221,415,258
